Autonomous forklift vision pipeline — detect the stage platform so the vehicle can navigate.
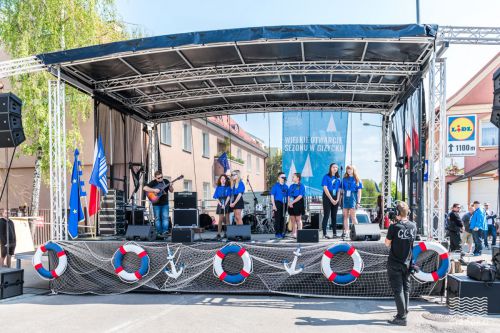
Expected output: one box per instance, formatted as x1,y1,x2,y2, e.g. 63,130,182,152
47,234,443,298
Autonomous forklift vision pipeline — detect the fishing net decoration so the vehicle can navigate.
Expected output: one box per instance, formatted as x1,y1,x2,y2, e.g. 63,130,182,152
49,241,440,298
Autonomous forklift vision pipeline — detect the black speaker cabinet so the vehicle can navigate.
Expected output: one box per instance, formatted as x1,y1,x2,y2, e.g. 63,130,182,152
447,274,500,314
306,212,320,229
0,93,25,148
172,227,194,243
125,225,157,241
174,191,197,209
226,225,251,241
350,223,381,241
297,229,319,243
173,208,199,227
0,268,24,300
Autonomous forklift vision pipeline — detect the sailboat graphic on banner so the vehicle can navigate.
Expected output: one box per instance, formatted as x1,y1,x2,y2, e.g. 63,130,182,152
287,160,297,186
302,154,313,178
327,115,337,132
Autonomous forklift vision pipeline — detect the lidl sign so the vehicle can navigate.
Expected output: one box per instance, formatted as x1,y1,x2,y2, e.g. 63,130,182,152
447,115,476,157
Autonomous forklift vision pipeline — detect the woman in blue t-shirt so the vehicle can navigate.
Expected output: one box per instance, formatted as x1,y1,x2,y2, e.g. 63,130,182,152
287,173,305,238
321,163,342,239
213,174,231,239
229,170,245,225
341,165,363,238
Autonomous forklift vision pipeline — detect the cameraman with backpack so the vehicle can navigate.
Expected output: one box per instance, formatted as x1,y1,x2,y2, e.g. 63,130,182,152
385,201,416,326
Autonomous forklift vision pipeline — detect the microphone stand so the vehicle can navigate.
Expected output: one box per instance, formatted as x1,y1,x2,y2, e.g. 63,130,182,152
246,176,258,213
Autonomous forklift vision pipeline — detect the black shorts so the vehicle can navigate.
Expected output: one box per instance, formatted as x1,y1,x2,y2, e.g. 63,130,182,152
288,198,305,216
1,244,15,257
216,204,232,214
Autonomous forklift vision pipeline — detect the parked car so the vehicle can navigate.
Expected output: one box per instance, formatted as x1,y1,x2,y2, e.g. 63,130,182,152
333,210,371,231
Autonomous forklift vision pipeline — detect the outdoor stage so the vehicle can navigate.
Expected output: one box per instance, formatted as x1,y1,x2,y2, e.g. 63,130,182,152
48,237,442,298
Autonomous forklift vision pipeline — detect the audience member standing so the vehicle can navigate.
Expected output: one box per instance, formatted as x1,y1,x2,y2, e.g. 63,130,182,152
470,201,487,256
483,203,497,249
448,203,464,252
461,204,474,255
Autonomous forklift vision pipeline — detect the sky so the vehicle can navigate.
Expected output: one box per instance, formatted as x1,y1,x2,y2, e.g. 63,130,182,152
115,0,500,182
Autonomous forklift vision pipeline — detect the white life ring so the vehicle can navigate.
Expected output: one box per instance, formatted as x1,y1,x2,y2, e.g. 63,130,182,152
321,243,363,285
412,241,450,282
112,243,150,283
33,241,67,280
213,244,252,285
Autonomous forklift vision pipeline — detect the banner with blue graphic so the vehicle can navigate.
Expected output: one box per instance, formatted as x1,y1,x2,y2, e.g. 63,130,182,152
282,111,348,196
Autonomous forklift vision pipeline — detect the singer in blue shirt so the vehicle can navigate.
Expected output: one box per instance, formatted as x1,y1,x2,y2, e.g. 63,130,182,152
288,173,306,238
321,163,342,239
213,174,231,239
341,165,363,238
271,172,288,239
229,170,245,225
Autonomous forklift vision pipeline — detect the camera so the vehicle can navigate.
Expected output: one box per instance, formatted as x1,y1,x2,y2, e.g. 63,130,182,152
386,207,398,221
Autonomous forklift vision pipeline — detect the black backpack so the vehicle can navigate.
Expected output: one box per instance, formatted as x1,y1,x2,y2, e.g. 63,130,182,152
467,261,497,282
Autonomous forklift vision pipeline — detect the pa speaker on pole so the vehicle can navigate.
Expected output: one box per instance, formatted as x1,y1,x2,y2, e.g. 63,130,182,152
0,93,25,148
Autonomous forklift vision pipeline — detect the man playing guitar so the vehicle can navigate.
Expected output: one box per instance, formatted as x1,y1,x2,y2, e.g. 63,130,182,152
144,171,175,236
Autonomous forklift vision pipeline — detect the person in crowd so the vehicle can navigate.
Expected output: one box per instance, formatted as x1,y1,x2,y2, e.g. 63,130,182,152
448,203,464,252
287,173,305,238
143,170,174,236
321,163,342,239
213,174,232,240
0,209,16,268
271,171,288,239
470,201,487,256
461,204,474,255
375,195,384,229
483,203,497,249
385,201,416,326
229,170,245,225
341,165,363,238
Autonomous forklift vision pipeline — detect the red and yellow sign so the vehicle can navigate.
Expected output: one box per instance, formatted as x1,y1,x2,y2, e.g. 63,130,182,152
449,117,474,141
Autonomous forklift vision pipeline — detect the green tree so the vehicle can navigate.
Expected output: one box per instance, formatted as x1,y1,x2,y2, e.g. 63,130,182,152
360,179,378,208
0,0,132,213
266,151,282,190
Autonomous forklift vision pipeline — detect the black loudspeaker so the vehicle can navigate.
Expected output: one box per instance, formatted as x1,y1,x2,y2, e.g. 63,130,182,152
174,191,197,209
305,213,320,229
0,268,24,300
492,68,500,128
297,229,319,243
350,223,381,241
0,93,25,148
125,225,156,241
226,225,251,241
125,206,145,225
447,275,500,314
172,228,194,243
173,209,199,227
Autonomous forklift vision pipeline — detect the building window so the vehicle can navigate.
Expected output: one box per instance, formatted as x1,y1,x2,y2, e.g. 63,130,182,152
202,182,211,200
256,157,260,174
480,121,499,147
183,180,193,192
247,153,252,171
202,132,210,157
183,122,192,152
160,122,171,146
237,148,242,160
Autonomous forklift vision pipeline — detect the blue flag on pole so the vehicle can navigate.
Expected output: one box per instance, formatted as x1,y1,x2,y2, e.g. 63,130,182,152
68,149,85,239
217,152,230,173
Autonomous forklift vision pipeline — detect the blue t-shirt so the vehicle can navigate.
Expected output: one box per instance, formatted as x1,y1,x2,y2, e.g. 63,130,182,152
213,185,231,200
321,174,341,195
231,181,245,196
288,183,305,199
271,182,288,203
342,177,363,194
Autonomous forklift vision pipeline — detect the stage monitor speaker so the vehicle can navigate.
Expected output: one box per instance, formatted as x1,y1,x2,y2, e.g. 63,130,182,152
297,229,319,243
173,208,199,227
350,223,381,241
447,274,500,314
174,191,197,209
0,93,25,148
226,225,251,241
125,225,156,241
171,227,194,243
0,268,24,300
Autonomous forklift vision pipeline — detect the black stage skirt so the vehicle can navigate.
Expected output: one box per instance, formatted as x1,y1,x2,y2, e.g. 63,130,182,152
232,195,245,210
216,197,232,214
288,198,305,216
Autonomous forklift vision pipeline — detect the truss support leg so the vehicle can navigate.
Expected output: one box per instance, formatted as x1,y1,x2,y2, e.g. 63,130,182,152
425,55,447,241
49,67,67,241
382,115,392,212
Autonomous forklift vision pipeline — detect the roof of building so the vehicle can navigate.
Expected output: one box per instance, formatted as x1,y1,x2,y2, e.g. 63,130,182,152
208,116,266,152
447,52,500,109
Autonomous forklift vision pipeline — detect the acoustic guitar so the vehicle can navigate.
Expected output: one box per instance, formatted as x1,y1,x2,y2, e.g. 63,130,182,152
146,175,184,203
